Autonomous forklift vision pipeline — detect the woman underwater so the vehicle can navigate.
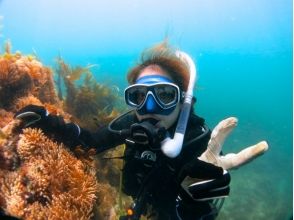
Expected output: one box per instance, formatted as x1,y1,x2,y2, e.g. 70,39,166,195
15,42,268,220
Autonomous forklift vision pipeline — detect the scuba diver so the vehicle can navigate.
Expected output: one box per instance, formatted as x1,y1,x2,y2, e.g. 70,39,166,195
15,43,268,220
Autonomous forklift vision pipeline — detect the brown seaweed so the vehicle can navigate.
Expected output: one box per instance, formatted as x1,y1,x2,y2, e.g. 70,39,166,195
0,44,124,220
54,57,121,130
0,42,59,112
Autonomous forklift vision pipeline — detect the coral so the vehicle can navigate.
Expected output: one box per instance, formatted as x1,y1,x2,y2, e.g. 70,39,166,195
0,56,33,110
14,95,43,112
0,43,69,130
0,127,100,220
0,44,125,219
54,58,128,218
0,109,14,128
0,121,22,170
0,43,59,112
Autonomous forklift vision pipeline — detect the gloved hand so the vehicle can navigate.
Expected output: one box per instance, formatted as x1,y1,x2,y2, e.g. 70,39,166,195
181,170,230,201
178,158,230,201
0,210,20,220
14,105,81,144
199,117,269,170
15,105,50,127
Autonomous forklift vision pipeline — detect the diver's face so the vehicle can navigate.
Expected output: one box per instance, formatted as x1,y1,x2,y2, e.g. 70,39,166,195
131,66,181,129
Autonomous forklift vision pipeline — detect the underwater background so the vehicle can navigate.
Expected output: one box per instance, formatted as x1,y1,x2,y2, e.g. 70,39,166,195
0,0,292,219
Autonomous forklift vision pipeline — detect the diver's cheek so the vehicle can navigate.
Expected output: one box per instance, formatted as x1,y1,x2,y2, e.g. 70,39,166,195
156,105,181,129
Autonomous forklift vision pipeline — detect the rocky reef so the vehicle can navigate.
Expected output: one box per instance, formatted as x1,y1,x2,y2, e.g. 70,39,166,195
0,43,123,220
0,125,99,219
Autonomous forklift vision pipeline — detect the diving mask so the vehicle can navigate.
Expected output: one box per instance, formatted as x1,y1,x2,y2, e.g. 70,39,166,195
124,75,181,115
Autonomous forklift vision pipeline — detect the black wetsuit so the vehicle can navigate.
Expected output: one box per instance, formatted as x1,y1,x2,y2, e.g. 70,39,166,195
13,105,228,220
72,111,220,219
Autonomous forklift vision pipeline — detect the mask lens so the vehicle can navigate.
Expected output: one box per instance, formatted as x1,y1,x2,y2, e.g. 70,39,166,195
126,86,147,106
154,84,178,105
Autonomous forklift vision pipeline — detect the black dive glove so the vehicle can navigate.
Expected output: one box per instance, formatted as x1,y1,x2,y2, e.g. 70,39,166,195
185,170,230,201
0,209,21,219
15,105,81,146
15,104,50,127
178,158,230,201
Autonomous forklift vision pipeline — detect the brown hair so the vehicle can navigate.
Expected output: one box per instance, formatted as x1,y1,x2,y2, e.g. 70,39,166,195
127,42,190,91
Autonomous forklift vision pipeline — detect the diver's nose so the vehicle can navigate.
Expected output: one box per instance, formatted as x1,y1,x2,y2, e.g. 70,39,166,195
145,94,157,113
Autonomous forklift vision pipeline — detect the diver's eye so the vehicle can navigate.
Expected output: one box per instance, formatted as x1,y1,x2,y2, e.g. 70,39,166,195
128,87,147,106
155,85,178,105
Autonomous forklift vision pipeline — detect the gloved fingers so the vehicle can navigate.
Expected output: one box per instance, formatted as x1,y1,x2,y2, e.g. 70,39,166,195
48,115,66,128
188,170,230,194
14,105,48,127
15,112,42,127
207,117,238,156
218,141,269,170
64,123,81,138
15,105,48,118
199,117,269,171
181,159,224,181
191,185,230,201
187,171,230,201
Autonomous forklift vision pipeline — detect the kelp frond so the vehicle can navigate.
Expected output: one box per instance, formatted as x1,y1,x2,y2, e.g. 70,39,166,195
55,56,94,101
54,57,123,131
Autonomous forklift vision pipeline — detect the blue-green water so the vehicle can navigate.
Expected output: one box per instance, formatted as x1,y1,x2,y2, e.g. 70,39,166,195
1,0,292,219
